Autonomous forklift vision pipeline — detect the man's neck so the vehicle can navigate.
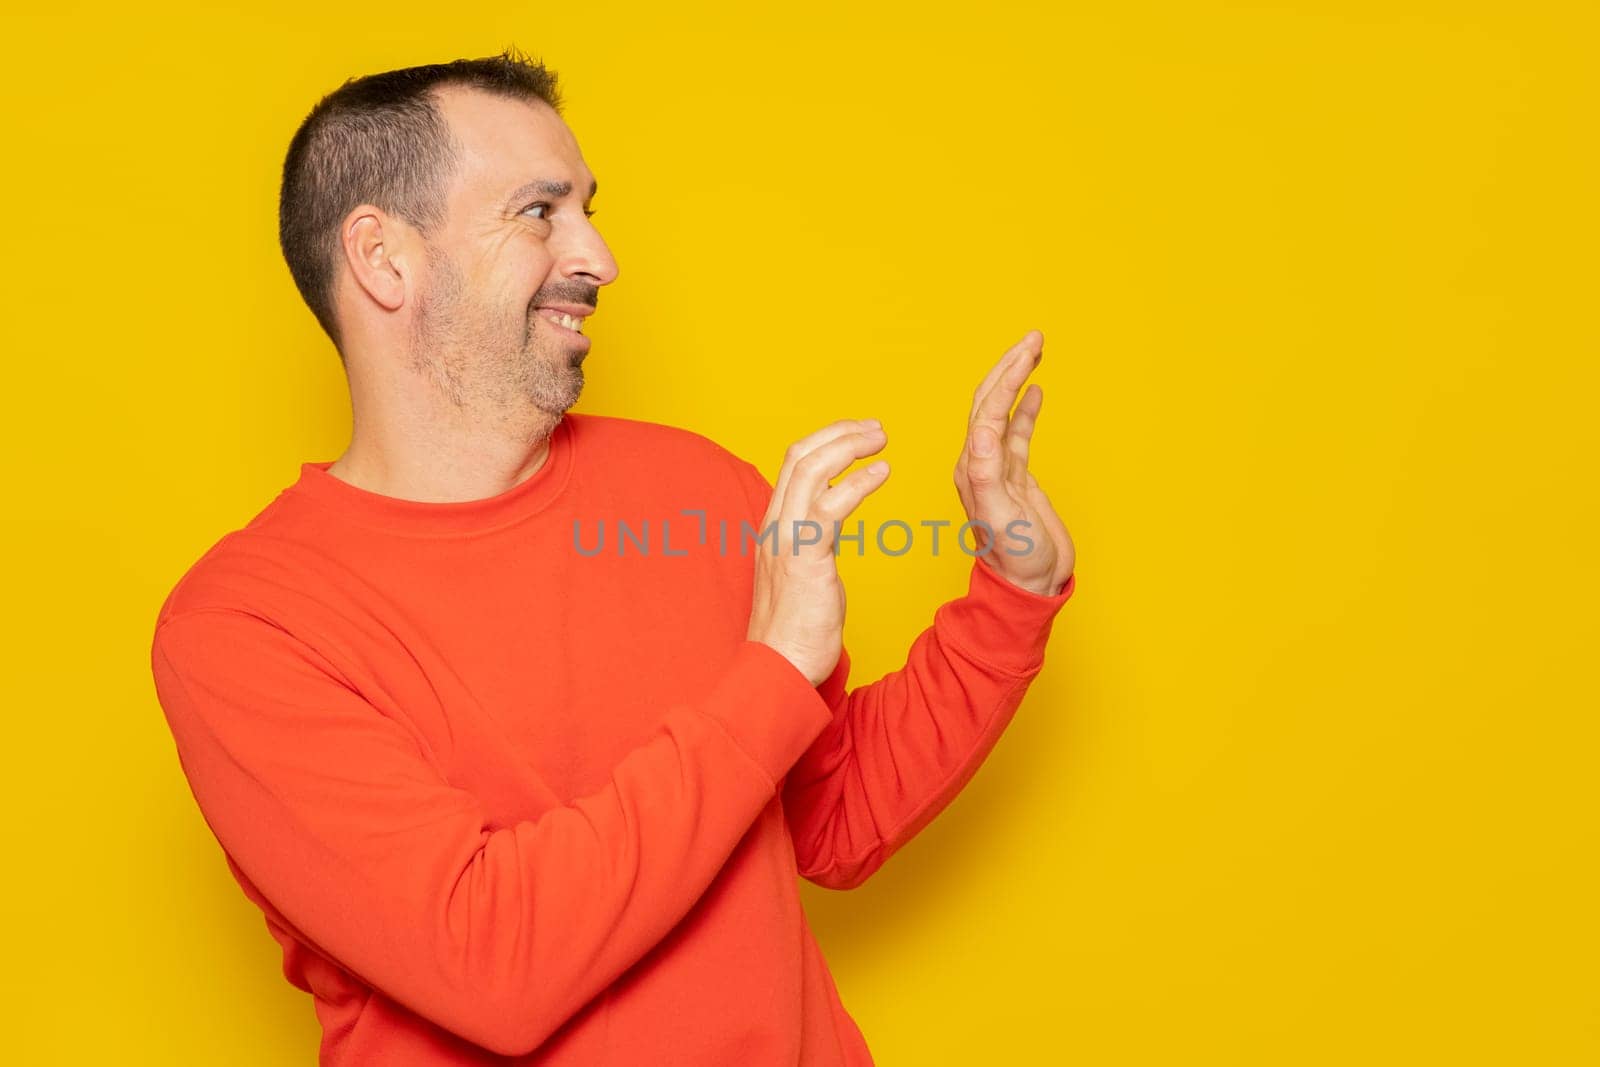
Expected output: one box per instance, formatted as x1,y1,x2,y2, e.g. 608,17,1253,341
327,406,562,504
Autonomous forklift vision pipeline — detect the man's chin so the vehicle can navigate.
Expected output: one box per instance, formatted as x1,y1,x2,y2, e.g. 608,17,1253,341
534,368,584,415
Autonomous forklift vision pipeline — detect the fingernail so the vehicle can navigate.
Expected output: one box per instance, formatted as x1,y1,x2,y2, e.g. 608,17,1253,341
863,418,882,429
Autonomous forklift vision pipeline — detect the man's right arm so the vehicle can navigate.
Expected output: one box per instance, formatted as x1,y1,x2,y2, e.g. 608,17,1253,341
150,609,830,1059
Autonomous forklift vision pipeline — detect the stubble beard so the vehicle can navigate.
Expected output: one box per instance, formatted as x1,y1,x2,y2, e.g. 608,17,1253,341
410,249,584,418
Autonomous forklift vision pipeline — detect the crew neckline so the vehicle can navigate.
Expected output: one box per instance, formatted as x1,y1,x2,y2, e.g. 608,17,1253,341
289,413,577,538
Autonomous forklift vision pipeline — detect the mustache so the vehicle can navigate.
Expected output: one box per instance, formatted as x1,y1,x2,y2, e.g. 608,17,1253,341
530,282,600,310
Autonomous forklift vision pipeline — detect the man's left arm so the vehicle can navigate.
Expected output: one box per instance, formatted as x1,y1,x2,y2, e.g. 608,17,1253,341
783,553,1073,889
774,330,1077,888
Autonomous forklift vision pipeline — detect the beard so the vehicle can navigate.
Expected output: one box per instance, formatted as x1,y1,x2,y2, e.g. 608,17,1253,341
408,246,585,416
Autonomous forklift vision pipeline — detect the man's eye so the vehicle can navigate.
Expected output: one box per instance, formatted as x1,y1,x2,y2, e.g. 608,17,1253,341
520,203,597,221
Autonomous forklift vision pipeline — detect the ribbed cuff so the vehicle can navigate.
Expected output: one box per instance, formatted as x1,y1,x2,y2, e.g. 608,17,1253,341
933,558,1075,675
696,641,836,786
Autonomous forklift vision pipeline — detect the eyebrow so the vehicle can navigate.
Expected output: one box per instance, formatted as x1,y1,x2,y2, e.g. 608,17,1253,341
503,177,599,210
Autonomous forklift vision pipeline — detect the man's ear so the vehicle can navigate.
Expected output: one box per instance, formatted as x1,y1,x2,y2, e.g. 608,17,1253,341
340,206,409,313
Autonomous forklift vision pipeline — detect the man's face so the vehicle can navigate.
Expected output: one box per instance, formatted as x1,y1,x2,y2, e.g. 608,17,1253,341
408,87,618,415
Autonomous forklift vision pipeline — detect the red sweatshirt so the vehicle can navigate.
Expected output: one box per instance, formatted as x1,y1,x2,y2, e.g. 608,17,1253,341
149,411,1074,1065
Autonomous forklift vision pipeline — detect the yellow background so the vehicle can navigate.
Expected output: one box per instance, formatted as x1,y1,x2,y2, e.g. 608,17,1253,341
3,1,1596,1062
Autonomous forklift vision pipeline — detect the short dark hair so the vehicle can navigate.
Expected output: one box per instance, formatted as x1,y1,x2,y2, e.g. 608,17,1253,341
278,48,563,355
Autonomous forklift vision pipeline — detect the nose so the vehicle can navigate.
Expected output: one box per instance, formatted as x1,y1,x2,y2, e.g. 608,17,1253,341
555,215,620,288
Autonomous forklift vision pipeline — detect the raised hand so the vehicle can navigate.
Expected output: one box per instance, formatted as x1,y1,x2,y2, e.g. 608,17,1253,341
952,330,1075,596
747,419,891,685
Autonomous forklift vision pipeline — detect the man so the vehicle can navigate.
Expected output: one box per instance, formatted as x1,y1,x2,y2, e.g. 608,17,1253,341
150,49,1075,1066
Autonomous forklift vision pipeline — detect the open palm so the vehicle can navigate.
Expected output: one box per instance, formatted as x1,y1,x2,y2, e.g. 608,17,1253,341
951,330,1075,596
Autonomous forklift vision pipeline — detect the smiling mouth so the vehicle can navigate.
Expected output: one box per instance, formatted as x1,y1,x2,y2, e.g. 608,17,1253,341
535,306,591,334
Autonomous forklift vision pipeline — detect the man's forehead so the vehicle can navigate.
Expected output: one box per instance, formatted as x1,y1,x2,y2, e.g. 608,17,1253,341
434,86,591,197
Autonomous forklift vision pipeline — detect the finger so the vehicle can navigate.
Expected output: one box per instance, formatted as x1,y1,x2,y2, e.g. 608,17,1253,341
968,330,1043,424
957,332,1042,508
972,331,1042,436
779,429,888,527
1003,384,1043,492
767,418,881,525
965,362,1036,504
965,333,1043,484
812,460,891,535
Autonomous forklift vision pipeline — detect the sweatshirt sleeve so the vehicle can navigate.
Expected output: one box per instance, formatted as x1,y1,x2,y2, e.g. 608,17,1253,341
781,556,1074,890
719,450,1074,891
149,608,833,1058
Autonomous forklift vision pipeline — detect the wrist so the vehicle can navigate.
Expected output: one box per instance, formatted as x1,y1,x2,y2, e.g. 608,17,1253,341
979,556,1065,597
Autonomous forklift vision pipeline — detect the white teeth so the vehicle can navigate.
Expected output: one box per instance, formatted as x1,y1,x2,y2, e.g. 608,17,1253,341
549,312,584,332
